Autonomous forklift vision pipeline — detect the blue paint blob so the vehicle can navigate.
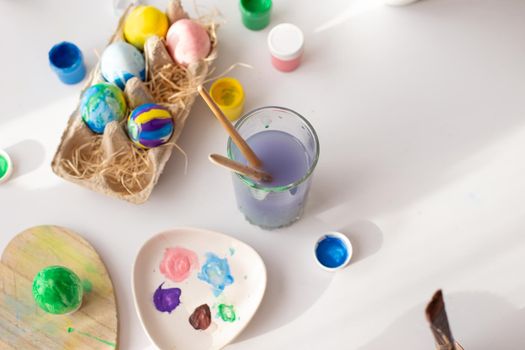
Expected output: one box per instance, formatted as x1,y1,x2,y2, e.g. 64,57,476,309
198,253,234,296
315,236,349,268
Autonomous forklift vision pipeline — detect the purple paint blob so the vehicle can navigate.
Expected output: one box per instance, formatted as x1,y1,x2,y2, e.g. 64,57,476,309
153,283,181,313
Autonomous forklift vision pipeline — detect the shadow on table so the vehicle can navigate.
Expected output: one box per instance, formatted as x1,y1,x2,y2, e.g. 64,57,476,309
359,291,525,350
0,1,115,127
340,220,383,265
232,217,335,343
5,140,46,181
234,218,383,344
301,0,525,225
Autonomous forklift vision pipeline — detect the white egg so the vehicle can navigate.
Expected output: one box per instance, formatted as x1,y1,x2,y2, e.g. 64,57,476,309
100,41,146,89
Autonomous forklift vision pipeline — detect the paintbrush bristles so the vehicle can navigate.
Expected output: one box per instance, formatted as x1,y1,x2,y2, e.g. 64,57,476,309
426,290,456,350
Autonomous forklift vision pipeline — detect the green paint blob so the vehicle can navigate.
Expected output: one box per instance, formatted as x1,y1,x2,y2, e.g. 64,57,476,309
67,327,116,348
0,155,9,179
32,266,83,315
217,304,237,322
82,279,93,293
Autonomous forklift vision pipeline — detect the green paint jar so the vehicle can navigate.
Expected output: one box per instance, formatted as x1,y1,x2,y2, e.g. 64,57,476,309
0,149,13,184
240,0,272,31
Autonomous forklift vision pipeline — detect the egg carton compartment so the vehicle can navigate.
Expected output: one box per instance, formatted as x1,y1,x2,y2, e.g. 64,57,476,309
52,1,218,204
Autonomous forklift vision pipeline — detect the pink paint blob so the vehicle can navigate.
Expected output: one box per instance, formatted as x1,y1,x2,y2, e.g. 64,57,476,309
160,247,199,282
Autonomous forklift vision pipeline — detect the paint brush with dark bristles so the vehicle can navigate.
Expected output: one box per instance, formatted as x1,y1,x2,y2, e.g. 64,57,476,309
426,290,458,350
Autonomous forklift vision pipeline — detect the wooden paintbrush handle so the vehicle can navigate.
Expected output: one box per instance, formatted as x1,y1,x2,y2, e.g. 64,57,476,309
198,85,262,169
209,154,272,183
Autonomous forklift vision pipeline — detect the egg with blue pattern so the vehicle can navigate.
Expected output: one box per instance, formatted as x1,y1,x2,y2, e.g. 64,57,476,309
127,103,174,148
100,41,146,89
80,83,127,134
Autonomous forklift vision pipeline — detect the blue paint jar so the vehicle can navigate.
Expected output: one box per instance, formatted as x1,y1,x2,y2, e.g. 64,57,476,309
48,42,86,85
314,232,352,271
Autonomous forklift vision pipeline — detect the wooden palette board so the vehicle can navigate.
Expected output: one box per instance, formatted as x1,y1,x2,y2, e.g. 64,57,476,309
0,225,118,349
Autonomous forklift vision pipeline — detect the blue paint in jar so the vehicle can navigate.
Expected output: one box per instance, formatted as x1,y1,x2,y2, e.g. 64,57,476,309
315,235,348,268
48,42,86,84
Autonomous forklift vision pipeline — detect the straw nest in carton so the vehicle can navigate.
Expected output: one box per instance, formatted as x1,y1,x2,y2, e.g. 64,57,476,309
51,1,218,204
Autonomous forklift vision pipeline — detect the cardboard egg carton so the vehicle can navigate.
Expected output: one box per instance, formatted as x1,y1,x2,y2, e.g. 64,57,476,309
51,1,218,204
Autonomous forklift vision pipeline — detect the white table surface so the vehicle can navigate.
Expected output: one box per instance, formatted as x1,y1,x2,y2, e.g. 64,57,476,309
1,0,525,349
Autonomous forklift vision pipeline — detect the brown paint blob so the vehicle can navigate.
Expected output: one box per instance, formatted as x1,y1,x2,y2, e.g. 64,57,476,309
189,304,212,330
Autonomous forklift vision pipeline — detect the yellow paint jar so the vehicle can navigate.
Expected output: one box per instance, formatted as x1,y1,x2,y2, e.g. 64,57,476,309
210,77,245,121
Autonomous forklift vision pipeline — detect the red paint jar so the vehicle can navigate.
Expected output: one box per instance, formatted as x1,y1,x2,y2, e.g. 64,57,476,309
267,23,304,72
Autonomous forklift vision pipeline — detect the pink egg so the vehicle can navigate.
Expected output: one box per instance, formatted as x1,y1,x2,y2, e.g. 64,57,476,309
166,19,211,66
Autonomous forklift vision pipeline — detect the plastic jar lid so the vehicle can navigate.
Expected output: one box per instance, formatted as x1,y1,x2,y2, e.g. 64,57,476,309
267,23,304,61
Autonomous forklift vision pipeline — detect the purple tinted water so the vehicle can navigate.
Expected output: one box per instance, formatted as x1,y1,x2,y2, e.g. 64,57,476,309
232,130,310,187
230,130,313,229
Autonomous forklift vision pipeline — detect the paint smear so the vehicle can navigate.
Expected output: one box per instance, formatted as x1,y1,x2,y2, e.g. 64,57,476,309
229,247,235,256
160,247,199,282
217,304,237,322
67,327,116,348
153,283,181,313
82,279,93,293
198,253,234,297
189,304,212,330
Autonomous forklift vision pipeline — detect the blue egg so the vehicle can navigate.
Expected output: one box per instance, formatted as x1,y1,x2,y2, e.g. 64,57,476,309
100,41,145,89
80,83,127,134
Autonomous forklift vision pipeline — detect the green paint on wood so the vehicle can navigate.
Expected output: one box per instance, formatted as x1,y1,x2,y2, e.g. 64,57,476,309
82,279,93,293
67,327,116,348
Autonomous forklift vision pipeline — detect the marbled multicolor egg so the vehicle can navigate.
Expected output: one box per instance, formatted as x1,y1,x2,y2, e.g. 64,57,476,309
101,42,145,89
80,83,127,134
127,103,174,148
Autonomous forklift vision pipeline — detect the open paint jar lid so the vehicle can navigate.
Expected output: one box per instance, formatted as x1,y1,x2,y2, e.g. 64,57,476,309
0,149,13,184
267,23,304,61
314,232,352,271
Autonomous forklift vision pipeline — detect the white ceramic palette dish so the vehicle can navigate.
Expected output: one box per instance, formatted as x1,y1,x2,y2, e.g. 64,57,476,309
132,227,267,350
